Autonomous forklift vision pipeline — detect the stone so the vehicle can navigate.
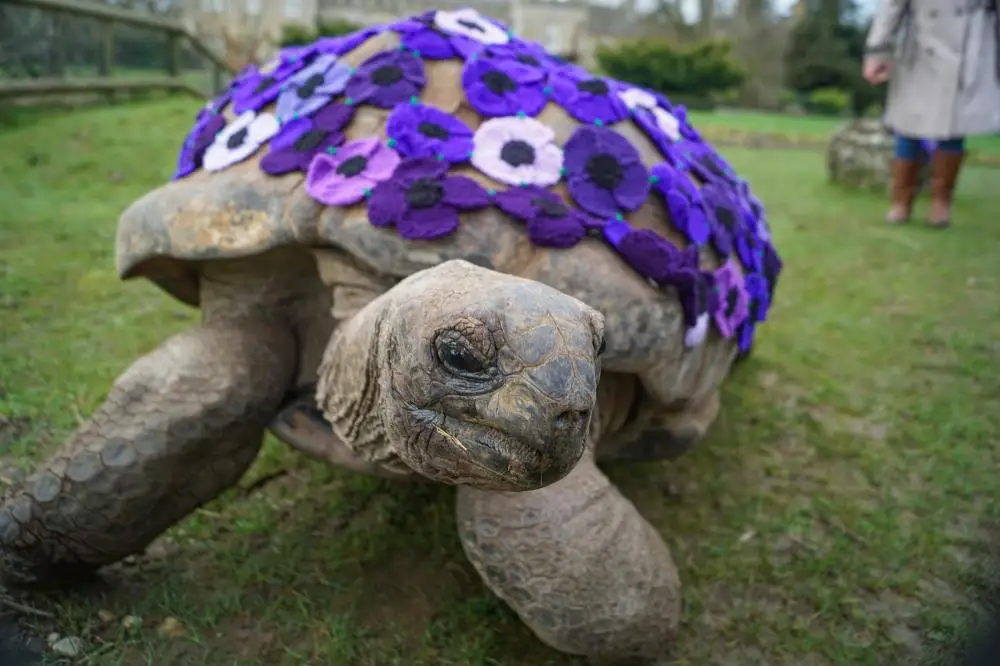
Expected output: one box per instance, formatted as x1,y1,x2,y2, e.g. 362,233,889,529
826,118,930,195
49,636,83,658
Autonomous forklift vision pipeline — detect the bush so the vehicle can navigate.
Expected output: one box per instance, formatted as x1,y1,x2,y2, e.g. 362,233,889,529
280,19,364,48
806,87,850,116
596,38,745,105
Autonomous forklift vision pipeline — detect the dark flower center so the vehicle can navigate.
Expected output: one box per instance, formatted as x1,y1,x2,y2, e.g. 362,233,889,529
576,78,609,95
724,287,740,318
457,18,485,32
585,153,623,190
297,73,326,99
713,205,736,230
293,128,327,152
500,140,535,167
516,54,540,66
371,65,403,86
531,196,568,218
405,178,444,209
418,121,450,140
699,154,727,179
253,76,276,94
336,155,368,177
226,127,248,150
482,69,518,95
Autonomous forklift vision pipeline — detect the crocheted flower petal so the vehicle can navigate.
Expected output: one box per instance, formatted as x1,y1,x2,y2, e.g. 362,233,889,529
367,181,406,227
401,28,457,59
247,113,279,142
617,228,681,283
493,187,536,221
442,176,490,209
397,205,460,240
315,61,354,96
529,143,564,186
685,312,710,348
613,161,651,212
527,216,586,249
364,142,402,182
568,174,618,219
305,152,369,206
260,149,308,176
268,116,312,153
313,103,354,133
435,8,510,45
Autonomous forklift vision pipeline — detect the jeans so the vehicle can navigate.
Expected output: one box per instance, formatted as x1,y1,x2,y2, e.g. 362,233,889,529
894,135,966,160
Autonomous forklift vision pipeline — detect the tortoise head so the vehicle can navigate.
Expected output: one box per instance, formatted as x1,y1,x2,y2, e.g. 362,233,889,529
319,259,604,491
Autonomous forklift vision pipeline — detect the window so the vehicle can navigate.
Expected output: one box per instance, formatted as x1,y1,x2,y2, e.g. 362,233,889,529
284,0,301,18
246,0,261,14
200,0,223,12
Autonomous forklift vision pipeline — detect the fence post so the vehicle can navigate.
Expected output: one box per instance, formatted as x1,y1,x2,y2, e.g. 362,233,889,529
98,19,115,103
167,31,181,78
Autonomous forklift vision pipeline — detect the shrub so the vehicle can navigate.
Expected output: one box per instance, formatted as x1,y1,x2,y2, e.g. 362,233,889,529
806,87,850,116
279,18,364,48
596,38,745,108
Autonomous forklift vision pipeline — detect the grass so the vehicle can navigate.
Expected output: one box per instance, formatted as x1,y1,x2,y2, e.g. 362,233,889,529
2,98,999,666
687,108,1000,158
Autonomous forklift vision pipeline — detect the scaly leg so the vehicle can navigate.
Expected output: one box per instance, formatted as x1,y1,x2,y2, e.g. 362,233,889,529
456,448,682,663
0,323,296,585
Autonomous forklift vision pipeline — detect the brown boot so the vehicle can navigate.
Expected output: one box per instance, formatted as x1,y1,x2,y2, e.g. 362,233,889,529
886,157,921,224
928,150,965,228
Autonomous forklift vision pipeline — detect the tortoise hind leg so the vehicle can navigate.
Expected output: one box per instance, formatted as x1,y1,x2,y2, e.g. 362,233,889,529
456,447,682,663
0,322,296,585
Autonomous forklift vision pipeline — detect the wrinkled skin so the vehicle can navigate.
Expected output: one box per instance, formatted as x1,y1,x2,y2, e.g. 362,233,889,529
317,260,603,492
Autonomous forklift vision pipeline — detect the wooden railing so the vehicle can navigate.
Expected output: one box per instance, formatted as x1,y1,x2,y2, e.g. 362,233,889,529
0,0,234,102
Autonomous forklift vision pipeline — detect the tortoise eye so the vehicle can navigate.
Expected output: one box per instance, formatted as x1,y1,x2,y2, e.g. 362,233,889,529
434,333,489,377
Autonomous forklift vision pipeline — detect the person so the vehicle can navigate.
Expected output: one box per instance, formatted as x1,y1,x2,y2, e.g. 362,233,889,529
862,0,1000,228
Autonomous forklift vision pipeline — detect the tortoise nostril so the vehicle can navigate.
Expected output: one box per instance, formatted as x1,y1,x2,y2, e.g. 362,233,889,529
553,410,590,433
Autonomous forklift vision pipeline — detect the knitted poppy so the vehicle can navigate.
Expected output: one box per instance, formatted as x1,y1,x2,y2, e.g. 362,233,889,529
202,110,279,173
260,104,353,176
462,55,547,117
470,116,563,187
385,102,474,163
494,186,598,248
305,138,401,206
564,126,650,218
345,49,425,109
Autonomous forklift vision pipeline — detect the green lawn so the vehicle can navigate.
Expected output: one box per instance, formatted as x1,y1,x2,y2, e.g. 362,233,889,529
2,98,999,666
688,108,1000,158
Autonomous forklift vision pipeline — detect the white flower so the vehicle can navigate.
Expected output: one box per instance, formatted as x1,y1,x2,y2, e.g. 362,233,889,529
434,8,510,45
203,110,279,173
684,312,709,348
470,116,563,187
618,87,681,142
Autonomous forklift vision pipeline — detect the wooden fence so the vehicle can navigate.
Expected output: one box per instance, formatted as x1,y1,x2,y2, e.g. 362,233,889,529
0,0,234,102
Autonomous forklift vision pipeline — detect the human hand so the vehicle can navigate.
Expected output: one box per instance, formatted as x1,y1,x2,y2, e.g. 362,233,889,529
863,58,892,84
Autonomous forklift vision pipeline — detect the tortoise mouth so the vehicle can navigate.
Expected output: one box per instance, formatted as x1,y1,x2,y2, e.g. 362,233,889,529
409,408,580,491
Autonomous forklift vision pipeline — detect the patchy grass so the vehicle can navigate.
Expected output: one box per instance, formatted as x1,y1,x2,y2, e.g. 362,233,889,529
2,98,999,666
688,108,1000,159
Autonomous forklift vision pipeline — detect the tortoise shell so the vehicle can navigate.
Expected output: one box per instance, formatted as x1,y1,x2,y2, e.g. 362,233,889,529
115,9,782,405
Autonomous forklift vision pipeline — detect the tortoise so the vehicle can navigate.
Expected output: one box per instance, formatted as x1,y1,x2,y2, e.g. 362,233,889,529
0,9,782,663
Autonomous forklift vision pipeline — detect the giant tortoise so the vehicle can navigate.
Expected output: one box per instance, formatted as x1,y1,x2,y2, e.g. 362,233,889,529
0,9,782,662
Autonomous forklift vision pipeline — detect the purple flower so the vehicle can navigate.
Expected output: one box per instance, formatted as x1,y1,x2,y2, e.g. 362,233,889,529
231,59,306,114
275,54,353,122
260,104,353,176
305,137,401,206
367,158,491,241
173,111,226,180
345,49,425,110
202,110,280,173
602,223,713,347
470,116,563,187
390,11,481,60
736,271,771,353
650,162,711,247
386,102,474,163
550,69,629,125
674,141,738,186
461,55,547,117
312,26,384,58
712,259,749,340
481,40,559,75
701,181,748,258
761,243,783,300
494,186,599,248
564,126,650,218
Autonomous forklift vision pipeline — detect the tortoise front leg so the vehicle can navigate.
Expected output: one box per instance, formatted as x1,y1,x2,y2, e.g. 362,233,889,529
456,448,682,664
0,322,296,585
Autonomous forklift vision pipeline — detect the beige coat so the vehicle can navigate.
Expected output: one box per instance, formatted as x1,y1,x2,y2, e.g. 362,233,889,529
866,0,1000,139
